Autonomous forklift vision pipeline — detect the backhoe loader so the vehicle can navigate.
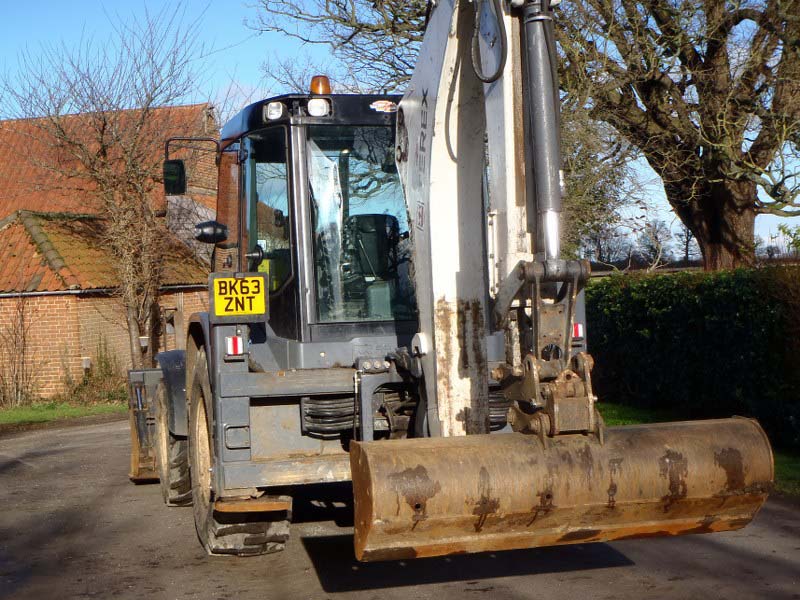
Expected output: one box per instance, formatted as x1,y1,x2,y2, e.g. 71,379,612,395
128,0,773,561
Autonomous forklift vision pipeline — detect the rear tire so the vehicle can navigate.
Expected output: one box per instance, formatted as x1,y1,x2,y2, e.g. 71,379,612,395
188,347,289,556
155,382,192,506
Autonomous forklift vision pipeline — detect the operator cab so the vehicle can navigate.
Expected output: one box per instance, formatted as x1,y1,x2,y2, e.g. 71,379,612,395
188,79,415,347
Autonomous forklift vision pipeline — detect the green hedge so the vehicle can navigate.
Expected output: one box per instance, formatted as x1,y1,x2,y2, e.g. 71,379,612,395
586,267,800,449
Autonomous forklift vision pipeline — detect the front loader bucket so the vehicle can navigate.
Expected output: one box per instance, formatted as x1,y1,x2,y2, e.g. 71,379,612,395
350,417,773,561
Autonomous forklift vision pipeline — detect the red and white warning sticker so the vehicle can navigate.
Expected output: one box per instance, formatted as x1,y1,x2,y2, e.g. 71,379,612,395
369,100,399,113
226,335,244,356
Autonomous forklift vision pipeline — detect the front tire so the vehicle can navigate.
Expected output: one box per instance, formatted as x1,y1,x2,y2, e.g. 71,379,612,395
155,382,192,506
188,347,289,556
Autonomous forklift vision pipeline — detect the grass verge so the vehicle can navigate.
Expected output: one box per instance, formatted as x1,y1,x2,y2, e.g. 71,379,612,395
774,452,800,497
597,401,800,498
0,401,126,426
596,402,681,426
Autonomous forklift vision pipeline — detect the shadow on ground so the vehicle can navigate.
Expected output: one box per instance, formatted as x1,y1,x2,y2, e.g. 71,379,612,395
302,535,632,593
283,481,634,593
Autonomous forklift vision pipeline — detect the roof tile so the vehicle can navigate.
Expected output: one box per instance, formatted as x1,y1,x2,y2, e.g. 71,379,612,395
0,104,217,294
0,104,217,220
0,211,208,293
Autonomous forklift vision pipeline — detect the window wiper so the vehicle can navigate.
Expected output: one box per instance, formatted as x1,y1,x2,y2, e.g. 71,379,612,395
358,239,378,279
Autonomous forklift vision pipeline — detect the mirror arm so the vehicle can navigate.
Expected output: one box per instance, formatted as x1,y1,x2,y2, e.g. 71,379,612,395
245,245,264,263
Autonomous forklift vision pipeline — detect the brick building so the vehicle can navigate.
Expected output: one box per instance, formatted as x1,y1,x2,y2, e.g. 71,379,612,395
0,105,218,398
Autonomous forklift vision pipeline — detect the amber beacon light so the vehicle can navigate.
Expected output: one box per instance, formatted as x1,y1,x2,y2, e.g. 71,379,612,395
310,75,332,95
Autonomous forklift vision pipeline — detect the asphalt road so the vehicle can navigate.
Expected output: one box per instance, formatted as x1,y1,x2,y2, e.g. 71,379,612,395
1,420,798,600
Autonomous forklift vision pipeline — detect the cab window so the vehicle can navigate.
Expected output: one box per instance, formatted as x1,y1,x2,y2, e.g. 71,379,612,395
242,128,292,292
306,125,415,323
214,145,241,272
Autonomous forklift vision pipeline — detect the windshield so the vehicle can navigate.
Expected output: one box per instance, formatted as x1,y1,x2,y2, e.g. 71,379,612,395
307,125,415,323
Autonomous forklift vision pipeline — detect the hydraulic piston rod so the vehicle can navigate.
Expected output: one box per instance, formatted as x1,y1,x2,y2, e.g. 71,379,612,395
523,0,563,261
351,417,773,561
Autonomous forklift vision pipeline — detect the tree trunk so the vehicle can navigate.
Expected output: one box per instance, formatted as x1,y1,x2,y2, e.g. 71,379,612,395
126,306,143,370
669,180,757,271
146,301,161,367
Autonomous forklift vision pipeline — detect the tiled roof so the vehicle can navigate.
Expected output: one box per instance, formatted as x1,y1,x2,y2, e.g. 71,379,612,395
0,104,217,221
0,211,209,293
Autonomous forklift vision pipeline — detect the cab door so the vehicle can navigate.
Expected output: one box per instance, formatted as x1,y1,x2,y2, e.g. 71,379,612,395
240,127,299,340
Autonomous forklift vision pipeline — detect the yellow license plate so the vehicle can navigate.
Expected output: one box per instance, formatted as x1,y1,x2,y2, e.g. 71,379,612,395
213,277,266,317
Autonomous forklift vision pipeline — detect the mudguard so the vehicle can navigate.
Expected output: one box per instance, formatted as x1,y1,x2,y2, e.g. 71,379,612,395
155,350,188,437
187,312,212,364
185,312,214,436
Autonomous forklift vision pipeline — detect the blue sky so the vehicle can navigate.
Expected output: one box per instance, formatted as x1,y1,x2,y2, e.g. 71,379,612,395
0,0,791,241
0,1,313,105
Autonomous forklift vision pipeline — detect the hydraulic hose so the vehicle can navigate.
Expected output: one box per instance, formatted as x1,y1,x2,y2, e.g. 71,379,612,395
471,0,508,83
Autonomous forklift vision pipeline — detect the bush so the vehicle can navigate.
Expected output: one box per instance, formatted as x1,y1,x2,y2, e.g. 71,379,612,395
586,267,800,449
56,338,127,405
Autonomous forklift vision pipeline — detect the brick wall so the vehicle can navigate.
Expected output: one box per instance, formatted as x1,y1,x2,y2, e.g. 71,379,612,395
0,294,80,398
75,295,133,378
0,287,209,399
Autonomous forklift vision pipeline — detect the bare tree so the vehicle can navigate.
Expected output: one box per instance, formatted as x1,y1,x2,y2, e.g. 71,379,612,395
674,223,701,265
251,1,637,253
2,7,205,368
0,295,41,407
561,104,640,256
249,1,429,92
558,0,800,270
635,219,673,269
778,223,800,258
582,223,634,266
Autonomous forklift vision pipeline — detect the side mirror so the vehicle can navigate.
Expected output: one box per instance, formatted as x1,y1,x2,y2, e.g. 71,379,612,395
163,159,187,195
274,209,285,228
194,221,228,244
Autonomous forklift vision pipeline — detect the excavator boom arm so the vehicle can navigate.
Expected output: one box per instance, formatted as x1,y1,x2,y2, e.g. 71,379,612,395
350,0,773,561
